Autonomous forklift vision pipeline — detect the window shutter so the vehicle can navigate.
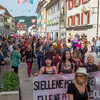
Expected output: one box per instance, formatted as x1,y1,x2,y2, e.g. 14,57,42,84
78,14,80,25
72,0,74,8
68,0,70,10
73,15,75,25
79,0,81,5
75,0,76,5
81,13,83,24
68,17,70,26
87,11,90,24
82,0,84,3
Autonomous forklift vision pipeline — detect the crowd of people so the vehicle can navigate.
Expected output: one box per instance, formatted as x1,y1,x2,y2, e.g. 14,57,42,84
0,35,100,100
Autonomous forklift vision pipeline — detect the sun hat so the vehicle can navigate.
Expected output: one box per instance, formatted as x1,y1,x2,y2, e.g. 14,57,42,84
76,67,88,76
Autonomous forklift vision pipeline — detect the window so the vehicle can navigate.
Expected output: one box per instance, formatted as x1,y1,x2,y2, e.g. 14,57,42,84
57,1,60,10
76,0,79,5
70,0,72,8
69,16,72,26
55,4,57,12
41,13,46,20
83,12,87,24
41,23,46,29
49,9,51,15
44,13,46,19
75,15,78,25
50,19,52,25
57,17,59,23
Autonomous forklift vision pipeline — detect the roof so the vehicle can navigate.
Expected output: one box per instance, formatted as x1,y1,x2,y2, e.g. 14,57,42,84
36,0,47,13
45,0,59,9
0,5,12,17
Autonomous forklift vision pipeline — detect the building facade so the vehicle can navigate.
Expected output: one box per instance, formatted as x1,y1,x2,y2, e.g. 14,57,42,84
0,15,4,30
66,0,100,41
0,5,16,36
16,23,27,36
46,0,67,41
36,0,50,37
46,0,60,40
28,24,37,35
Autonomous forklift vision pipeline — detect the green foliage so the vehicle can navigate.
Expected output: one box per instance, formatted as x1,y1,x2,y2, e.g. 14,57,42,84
7,35,12,40
2,72,19,91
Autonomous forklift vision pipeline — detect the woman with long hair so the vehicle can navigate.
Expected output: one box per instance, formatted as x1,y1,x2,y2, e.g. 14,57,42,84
72,50,83,72
57,50,75,74
25,45,35,77
53,47,62,66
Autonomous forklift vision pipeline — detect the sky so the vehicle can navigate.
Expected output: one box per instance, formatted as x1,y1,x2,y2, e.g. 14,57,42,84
0,0,39,17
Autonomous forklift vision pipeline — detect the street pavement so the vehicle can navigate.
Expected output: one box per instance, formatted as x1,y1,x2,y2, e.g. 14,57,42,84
18,62,38,100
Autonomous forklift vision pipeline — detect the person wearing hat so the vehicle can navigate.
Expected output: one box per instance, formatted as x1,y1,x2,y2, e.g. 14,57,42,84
67,67,90,100
81,54,98,73
11,45,21,73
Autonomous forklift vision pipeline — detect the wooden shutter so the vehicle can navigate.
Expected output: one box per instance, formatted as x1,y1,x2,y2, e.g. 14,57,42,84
81,13,83,24
87,11,90,24
68,0,70,10
72,0,74,8
68,17,70,26
73,15,75,25
82,0,84,3
78,14,80,25
79,0,81,5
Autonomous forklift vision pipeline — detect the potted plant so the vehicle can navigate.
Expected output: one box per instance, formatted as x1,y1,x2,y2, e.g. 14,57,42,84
0,72,19,100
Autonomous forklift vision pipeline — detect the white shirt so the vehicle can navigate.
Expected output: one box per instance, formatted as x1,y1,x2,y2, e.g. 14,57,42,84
96,40,100,47
8,45,13,52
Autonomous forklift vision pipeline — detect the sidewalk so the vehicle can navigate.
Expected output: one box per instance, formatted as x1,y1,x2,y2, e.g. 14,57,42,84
18,63,38,100
0,58,10,89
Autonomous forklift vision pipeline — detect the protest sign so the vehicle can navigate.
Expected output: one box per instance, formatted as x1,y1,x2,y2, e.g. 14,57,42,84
33,71,100,100
33,74,74,100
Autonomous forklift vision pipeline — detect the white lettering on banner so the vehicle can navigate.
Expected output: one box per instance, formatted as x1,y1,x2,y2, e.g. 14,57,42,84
33,71,100,100
93,90,100,98
95,77,100,85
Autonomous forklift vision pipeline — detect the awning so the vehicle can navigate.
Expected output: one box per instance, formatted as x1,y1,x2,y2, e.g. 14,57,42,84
66,25,93,30
0,29,11,35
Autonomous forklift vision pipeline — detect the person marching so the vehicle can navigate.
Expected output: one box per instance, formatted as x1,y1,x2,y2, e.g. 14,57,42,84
67,67,90,100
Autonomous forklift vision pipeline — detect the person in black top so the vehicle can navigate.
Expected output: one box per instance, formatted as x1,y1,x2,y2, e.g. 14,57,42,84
38,56,57,75
81,54,98,73
67,67,90,100
25,45,35,77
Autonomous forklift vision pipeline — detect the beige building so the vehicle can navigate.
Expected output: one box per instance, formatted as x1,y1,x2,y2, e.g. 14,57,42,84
0,5,16,35
36,0,50,37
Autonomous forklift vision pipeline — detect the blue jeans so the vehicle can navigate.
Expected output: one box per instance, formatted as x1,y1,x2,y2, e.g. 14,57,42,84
3,52,7,58
37,55,44,70
96,46,100,57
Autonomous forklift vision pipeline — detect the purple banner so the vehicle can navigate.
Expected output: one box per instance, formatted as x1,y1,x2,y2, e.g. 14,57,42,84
33,74,75,100
33,71,100,100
